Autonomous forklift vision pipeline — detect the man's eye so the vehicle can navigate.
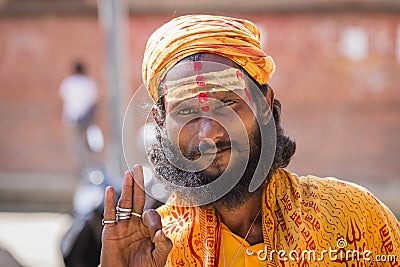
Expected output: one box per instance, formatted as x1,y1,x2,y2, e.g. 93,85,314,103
217,100,237,109
177,108,198,115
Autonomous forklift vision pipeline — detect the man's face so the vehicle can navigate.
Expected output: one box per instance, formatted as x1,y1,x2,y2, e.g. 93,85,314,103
165,89,260,179
159,56,264,183
150,55,274,208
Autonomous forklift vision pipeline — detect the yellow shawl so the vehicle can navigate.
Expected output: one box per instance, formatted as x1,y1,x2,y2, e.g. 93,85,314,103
158,168,400,266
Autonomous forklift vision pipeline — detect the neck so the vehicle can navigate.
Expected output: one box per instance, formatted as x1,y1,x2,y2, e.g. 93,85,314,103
214,191,264,245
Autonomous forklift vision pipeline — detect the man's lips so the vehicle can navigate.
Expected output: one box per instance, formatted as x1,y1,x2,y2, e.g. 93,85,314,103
187,140,234,160
193,145,231,159
201,147,231,156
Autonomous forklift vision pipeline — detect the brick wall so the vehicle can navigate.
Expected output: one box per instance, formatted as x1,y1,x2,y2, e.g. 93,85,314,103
0,15,107,210
0,15,106,172
0,11,399,211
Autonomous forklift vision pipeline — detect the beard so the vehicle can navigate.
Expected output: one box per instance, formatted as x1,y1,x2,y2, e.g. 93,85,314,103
148,123,269,210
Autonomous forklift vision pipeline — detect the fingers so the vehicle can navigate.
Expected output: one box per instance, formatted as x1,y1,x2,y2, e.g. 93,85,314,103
143,209,172,266
133,164,145,214
117,171,134,210
103,186,116,221
142,209,162,237
106,165,145,224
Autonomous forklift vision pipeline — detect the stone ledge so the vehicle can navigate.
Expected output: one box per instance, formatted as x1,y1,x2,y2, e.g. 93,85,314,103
0,171,79,212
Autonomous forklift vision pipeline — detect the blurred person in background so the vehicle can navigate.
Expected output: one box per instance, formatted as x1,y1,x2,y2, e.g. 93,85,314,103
59,61,99,169
100,15,400,267
59,61,105,267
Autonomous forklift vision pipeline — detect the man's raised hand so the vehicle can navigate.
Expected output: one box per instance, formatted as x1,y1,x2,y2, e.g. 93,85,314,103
100,165,172,267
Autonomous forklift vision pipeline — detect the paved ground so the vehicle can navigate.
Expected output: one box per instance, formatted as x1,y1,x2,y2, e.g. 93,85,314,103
0,212,72,267
0,172,78,213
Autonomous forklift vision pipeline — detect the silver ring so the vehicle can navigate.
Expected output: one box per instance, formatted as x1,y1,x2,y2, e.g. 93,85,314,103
116,206,132,213
102,219,117,225
117,215,131,220
116,212,131,217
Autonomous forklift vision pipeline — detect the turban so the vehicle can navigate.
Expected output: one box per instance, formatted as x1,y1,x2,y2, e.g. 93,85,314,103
142,14,276,103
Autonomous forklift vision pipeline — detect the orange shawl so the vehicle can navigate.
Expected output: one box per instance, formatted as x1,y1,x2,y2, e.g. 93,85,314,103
158,169,400,266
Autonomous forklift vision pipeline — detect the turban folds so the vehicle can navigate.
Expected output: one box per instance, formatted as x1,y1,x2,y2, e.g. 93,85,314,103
142,14,276,102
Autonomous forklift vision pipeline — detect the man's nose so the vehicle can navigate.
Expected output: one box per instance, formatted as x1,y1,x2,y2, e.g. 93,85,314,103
197,117,226,142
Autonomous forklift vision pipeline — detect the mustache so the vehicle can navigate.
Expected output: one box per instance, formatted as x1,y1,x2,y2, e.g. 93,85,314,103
188,140,234,160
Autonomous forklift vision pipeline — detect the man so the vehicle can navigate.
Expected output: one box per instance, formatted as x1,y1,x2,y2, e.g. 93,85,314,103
59,61,99,168
100,15,400,266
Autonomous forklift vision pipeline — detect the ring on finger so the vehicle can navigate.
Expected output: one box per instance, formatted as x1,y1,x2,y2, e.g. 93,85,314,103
117,215,131,220
117,212,131,217
131,212,142,219
102,218,117,225
116,206,132,213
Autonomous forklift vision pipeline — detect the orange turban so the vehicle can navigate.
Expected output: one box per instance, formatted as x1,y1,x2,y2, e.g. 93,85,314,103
142,14,276,102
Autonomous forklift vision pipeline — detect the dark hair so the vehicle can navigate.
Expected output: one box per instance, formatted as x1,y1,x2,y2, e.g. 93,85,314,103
270,96,297,170
74,62,85,74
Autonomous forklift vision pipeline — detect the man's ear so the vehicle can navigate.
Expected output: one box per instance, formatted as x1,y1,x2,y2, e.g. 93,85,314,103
151,104,165,128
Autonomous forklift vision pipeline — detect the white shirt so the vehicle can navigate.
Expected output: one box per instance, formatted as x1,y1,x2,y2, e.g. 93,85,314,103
59,74,98,126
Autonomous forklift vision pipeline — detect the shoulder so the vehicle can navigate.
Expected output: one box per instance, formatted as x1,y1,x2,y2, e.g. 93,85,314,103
296,171,392,213
281,168,387,205
282,168,400,234
277,169,399,227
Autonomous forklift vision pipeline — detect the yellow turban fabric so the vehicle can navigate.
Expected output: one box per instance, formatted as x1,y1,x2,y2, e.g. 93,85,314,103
142,14,276,103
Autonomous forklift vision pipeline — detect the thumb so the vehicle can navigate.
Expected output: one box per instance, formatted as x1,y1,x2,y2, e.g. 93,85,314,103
152,229,173,266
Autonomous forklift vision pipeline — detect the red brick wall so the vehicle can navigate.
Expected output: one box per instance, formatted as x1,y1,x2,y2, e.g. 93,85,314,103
0,12,399,210
0,15,106,172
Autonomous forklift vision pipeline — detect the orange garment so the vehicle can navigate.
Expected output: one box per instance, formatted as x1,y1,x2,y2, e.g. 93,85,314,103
218,223,265,267
158,168,400,266
142,14,275,103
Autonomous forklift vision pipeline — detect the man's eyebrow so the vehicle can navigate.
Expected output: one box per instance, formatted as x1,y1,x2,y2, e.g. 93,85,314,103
167,99,197,109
